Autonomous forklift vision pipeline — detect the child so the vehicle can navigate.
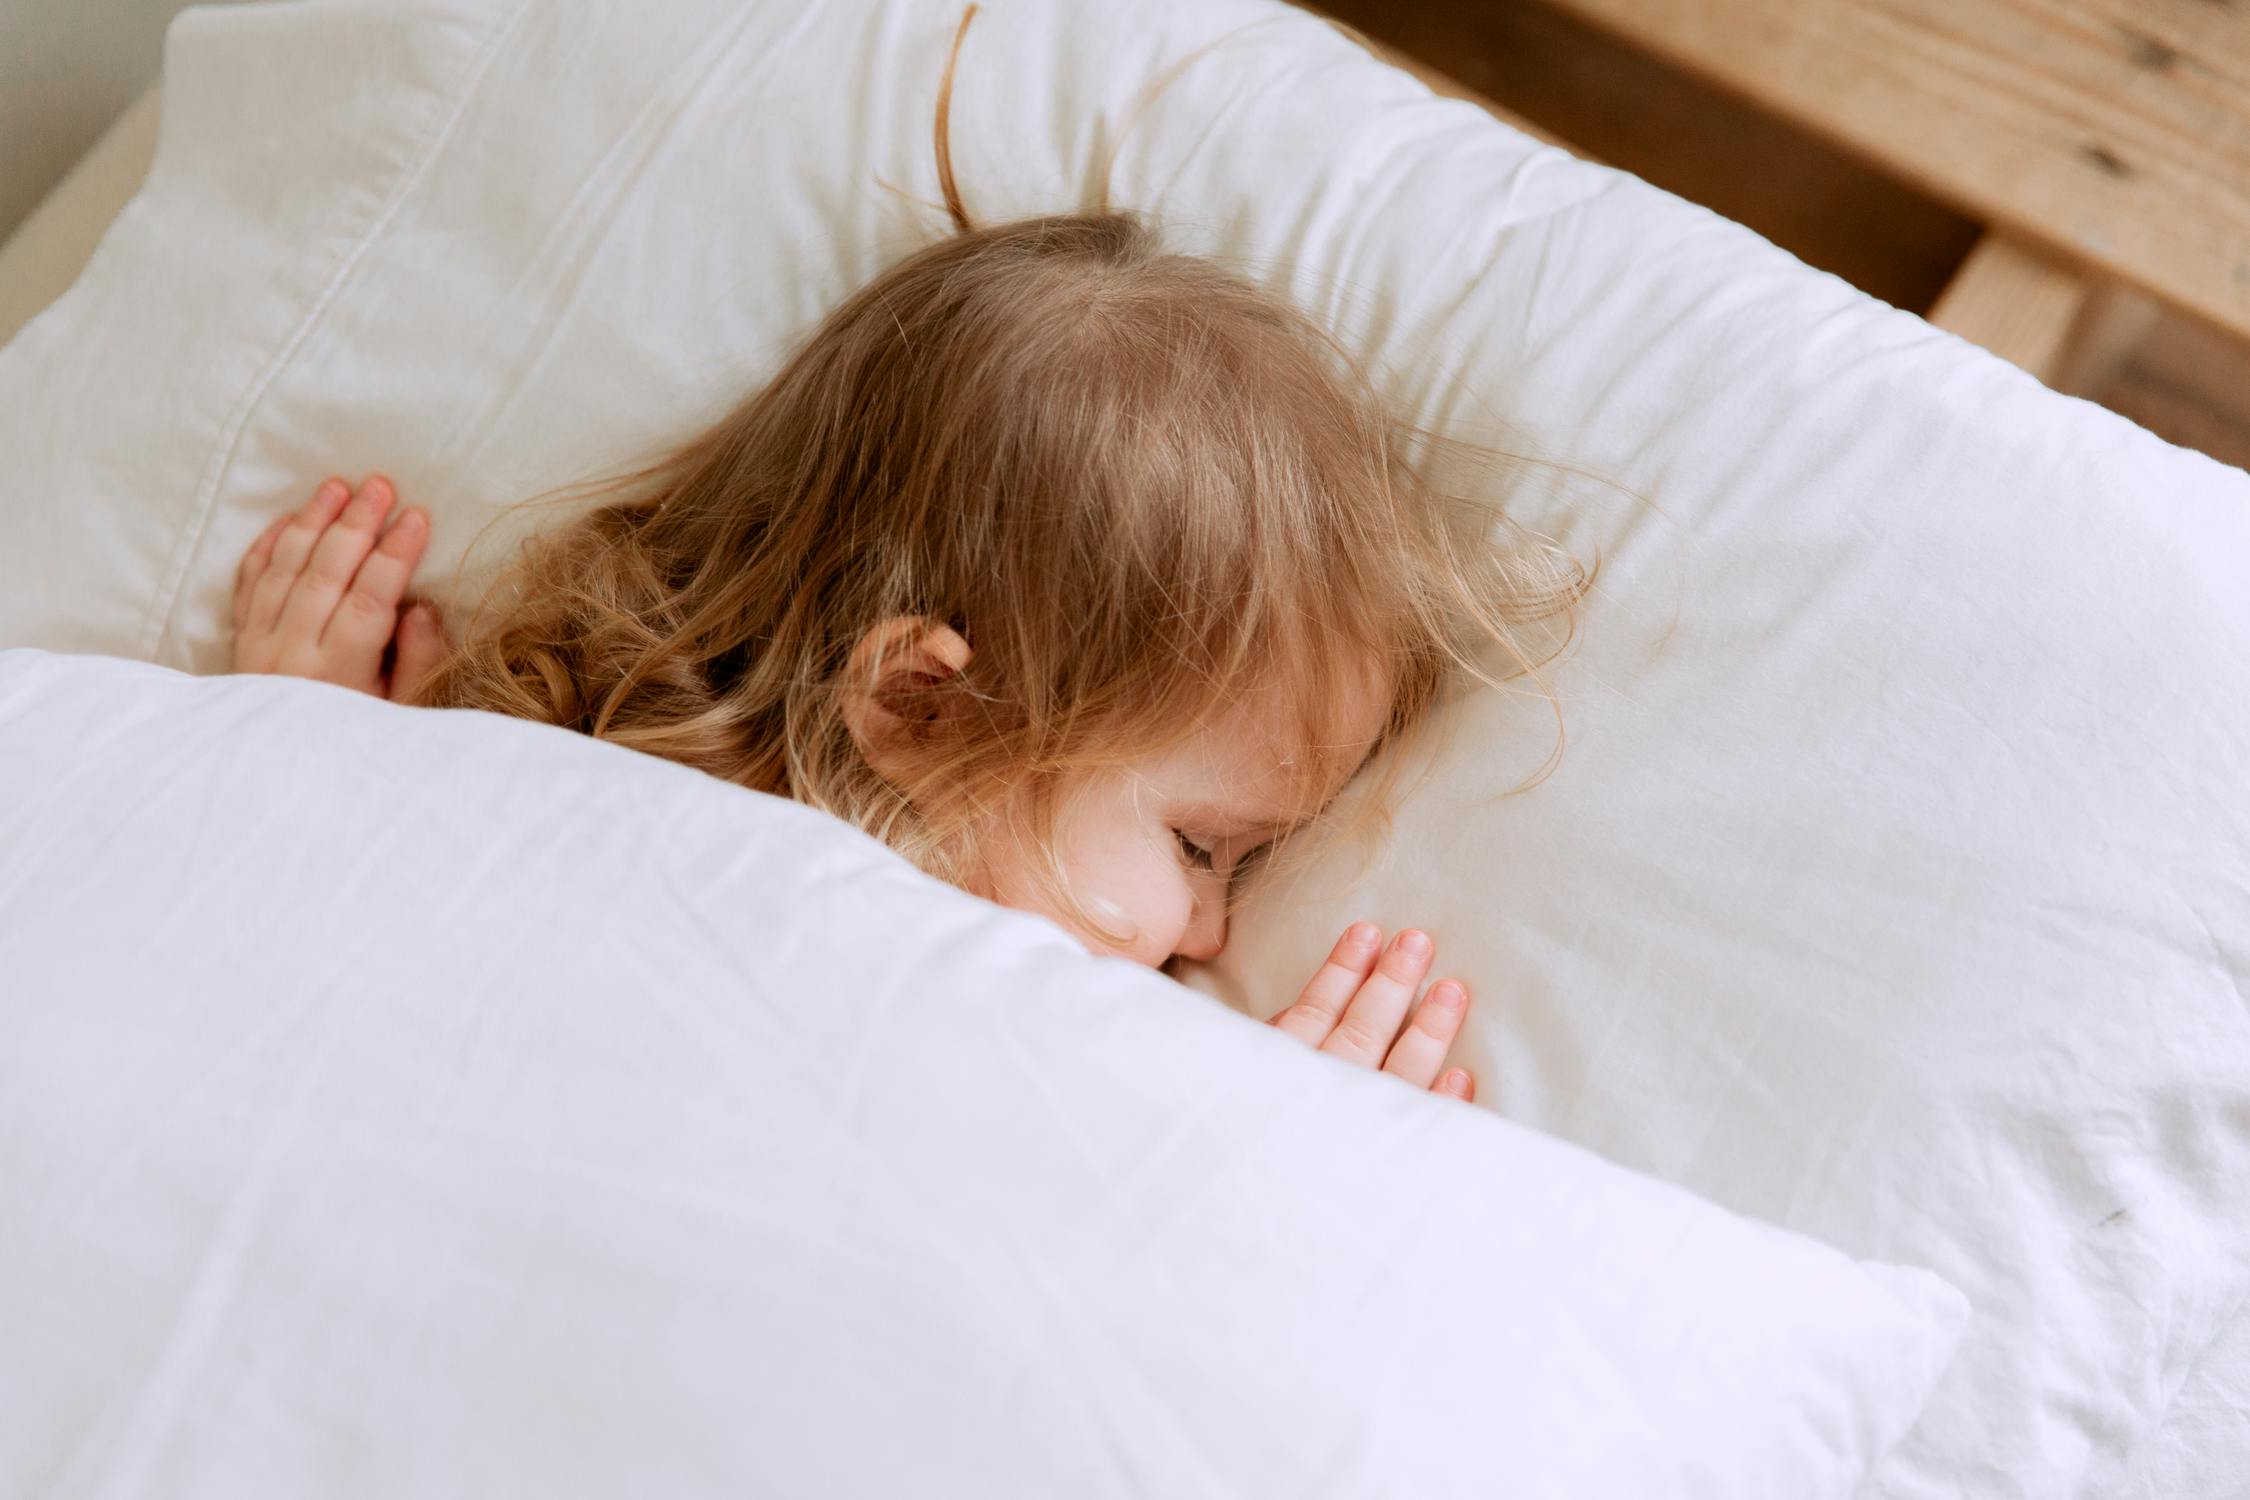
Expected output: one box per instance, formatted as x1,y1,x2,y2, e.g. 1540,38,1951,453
227,25,1585,1102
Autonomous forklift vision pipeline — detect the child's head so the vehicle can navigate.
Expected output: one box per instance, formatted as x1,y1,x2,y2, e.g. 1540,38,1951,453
427,0,1590,969
425,207,1584,970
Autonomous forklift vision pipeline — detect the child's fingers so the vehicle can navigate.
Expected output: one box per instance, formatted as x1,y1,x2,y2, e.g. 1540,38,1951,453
1317,929,1433,1068
1269,922,1382,1048
325,507,430,654
232,513,292,629
1379,979,1469,1090
278,476,397,645
1435,1068,1476,1103
245,478,351,633
389,601,450,704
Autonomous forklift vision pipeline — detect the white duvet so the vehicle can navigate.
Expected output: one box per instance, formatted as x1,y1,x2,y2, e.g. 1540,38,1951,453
0,0,2245,1494
0,649,1973,1498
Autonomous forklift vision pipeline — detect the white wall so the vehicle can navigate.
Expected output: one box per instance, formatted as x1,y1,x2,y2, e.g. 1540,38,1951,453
0,0,241,243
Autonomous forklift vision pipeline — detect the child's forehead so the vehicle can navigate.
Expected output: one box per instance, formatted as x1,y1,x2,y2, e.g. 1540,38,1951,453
1229,652,1393,746
1177,663,1393,813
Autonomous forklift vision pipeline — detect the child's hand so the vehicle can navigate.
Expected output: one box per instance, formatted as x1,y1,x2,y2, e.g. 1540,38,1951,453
232,475,450,703
1269,925,1478,1101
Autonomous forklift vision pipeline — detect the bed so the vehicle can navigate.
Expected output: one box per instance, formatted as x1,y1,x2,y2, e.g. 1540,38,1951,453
1,1,2244,1494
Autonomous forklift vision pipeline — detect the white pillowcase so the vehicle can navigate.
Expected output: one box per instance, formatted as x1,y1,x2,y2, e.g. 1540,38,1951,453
0,0,2243,1494
0,649,1968,1498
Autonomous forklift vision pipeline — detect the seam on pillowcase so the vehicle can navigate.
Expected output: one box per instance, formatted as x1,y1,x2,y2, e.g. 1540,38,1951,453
138,0,539,664
433,0,818,457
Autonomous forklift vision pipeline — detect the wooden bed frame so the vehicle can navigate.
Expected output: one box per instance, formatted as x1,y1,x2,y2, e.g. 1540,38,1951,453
1338,0,2249,436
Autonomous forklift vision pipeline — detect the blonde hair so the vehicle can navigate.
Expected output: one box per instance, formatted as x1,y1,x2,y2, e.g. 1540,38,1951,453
418,7,1590,946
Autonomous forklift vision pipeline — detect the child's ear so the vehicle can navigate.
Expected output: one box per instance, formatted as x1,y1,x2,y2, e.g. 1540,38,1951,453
840,615,974,787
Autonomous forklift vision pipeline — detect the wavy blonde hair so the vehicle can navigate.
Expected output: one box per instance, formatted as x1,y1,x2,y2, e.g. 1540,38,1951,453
417,6,1590,947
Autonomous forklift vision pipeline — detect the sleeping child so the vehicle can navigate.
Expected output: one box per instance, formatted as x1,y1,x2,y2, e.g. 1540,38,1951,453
223,18,1587,1102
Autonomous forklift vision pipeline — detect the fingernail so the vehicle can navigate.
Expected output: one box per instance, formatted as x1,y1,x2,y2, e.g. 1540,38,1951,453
317,479,347,504
1399,929,1431,958
1344,922,1378,951
1446,1069,1472,1096
1428,980,1464,1011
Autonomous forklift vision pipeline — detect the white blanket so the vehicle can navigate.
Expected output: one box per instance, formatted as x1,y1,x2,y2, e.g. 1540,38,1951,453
0,650,1966,1498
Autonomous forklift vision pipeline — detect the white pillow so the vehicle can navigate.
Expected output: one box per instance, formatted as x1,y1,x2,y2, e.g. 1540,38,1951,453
0,649,1967,1498
0,0,2242,1493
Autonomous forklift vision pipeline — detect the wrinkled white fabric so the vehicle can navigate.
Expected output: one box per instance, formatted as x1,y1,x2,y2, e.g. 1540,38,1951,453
0,0,2243,1494
0,650,1967,1498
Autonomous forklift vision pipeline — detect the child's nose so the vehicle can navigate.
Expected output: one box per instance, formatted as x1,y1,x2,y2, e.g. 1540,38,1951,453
1174,900,1227,964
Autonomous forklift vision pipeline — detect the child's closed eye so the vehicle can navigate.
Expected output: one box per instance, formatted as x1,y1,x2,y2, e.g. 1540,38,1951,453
1176,831,1278,887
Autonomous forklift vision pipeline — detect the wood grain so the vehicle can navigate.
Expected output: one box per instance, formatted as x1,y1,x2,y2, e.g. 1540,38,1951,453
1343,27,1587,155
1313,0,1983,315
2088,302,2250,471
1929,232,2090,382
1533,0,2250,339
